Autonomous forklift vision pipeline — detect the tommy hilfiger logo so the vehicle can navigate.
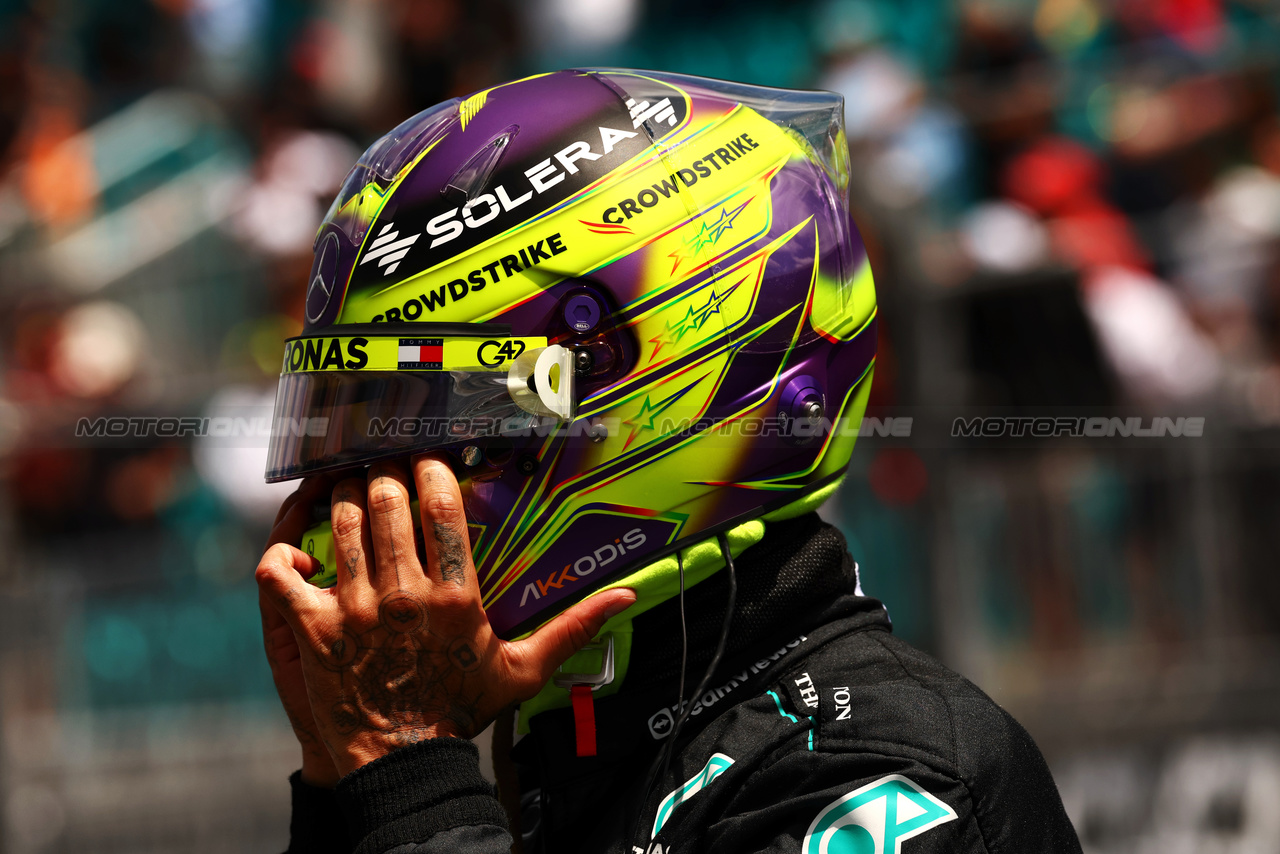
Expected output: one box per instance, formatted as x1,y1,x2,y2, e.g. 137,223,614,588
396,338,443,370
360,222,420,276
627,96,677,129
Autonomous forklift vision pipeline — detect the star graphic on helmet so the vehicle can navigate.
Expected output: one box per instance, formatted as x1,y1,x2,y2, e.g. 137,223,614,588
686,281,740,330
668,199,752,276
622,378,705,450
647,280,744,362
647,316,686,363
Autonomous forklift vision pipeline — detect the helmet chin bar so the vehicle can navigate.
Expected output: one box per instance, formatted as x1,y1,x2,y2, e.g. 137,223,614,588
508,344,575,420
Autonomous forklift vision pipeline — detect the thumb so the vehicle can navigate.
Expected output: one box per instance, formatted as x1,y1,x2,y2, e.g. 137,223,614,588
255,543,328,645
507,589,636,694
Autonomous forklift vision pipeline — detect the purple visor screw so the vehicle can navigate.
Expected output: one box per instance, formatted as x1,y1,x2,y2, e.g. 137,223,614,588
564,294,601,334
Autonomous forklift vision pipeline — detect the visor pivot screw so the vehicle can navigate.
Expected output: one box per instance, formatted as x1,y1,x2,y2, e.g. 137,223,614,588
516,454,539,476
461,445,482,467
565,294,601,334
780,376,825,444
574,348,595,376
588,420,608,443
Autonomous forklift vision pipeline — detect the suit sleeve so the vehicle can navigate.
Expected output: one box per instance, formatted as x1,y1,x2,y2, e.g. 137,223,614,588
331,738,514,854
693,736,1080,854
661,645,1082,854
691,708,1081,854
952,696,1083,854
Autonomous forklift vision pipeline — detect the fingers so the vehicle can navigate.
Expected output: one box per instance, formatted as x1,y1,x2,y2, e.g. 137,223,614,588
411,453,475,593
259,589,302,666
366,461,421,591
507,588,637,695
259,585,287,635
255,542,329,645
330,477,375,603
267,475,331,551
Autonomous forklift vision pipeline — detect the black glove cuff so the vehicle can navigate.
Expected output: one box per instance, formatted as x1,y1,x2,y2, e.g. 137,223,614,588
335,738,508,854
289,770,351,853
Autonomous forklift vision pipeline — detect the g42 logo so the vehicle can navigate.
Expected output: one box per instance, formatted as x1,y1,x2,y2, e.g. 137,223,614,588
803,775,957,854
477,339,526,366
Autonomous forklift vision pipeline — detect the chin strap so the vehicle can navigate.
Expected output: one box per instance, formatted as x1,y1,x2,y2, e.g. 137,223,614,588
569,685,597,757
553,634,615,758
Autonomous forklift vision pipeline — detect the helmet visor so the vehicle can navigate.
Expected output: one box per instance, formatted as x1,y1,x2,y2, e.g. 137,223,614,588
265,330,574,482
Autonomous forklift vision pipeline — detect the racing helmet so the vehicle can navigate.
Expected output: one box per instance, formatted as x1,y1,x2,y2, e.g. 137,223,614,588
266,70,877,640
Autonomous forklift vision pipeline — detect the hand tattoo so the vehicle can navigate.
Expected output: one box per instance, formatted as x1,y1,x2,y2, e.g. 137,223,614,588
433,521,468,586
313,592,486,742
257,457,634,775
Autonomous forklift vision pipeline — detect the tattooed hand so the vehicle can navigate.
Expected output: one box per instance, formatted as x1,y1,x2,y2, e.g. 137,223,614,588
255,455,636,777
259,474,341,787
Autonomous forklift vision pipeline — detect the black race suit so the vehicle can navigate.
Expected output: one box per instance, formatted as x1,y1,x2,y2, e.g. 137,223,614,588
285,513,1083,854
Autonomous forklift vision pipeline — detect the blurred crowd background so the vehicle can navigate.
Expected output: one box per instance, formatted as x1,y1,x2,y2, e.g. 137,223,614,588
2,0,1280,850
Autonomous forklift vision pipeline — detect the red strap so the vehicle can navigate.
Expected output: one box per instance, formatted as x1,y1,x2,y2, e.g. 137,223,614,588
570,684,597,757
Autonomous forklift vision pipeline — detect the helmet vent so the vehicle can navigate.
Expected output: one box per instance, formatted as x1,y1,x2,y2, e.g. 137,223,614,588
444,126,518,204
